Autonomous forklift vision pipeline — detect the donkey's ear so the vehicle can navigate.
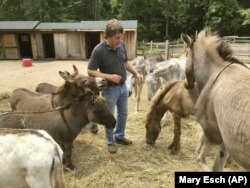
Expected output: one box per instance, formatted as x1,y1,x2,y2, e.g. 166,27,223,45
78,78,88,86
90,93,98,104
181,33,192,47
71,65,79,78
64,71,70,76
59,71,74,83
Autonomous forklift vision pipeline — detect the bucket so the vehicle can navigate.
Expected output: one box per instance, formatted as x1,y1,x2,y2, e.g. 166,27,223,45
22,58,32,67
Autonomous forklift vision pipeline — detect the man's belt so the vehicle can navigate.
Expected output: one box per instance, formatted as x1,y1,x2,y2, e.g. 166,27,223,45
108,79,125,86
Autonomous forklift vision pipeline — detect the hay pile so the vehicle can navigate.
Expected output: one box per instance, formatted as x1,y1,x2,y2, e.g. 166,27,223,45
0,88,242,188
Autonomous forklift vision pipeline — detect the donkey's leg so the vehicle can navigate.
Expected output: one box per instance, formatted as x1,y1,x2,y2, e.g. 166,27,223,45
90,123,98,134
168,113,181,155
135,84,143,113
161,112,169,127
196,135,212,171
195,132,204,155
212,143,229,171
224,155,233,168
63,143,74,170
134,85,138,114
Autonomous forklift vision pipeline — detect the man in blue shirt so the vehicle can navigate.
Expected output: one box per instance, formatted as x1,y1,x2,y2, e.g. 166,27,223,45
88,19,143,153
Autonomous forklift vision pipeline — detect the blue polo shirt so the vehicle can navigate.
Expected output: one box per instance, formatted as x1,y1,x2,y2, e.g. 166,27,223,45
88,41,128,81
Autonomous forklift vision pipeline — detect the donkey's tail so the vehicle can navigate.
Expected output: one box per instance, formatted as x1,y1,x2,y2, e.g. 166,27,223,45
50,148,65,188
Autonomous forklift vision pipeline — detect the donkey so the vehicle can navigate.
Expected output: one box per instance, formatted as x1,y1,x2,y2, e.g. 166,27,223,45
36,81,99,134
0,128,65,188
146,55,186,101
2,73,116,170
34,65,103,134
126,56,147,113
10,71,104,112
35,65,107,95
145,80,198,154
35,82,58,93
144,53,165,75
182,28,250,171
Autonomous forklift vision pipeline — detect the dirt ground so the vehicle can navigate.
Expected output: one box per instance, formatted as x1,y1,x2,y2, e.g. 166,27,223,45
0,60,243,188
0,60,89,93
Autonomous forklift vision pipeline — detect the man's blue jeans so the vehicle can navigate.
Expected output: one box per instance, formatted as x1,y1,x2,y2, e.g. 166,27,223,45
102,83,128,145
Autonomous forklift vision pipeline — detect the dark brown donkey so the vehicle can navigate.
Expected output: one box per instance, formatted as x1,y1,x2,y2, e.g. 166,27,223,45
4,72,115,170
145,80,198,154
34,65,102,134
10,67,107,112
35,65,107,94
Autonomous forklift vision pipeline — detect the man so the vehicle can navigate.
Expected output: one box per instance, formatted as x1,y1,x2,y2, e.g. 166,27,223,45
88,19,143,153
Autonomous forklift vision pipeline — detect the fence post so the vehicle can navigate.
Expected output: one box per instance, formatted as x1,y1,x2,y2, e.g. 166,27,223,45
165,40,169,60
150,41,153,53
142,40,145,56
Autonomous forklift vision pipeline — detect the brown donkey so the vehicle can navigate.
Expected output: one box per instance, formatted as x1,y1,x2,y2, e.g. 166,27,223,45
3,72,115,170
145,80,198,154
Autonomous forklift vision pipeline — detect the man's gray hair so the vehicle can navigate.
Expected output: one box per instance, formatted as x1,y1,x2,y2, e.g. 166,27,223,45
105,19,124,39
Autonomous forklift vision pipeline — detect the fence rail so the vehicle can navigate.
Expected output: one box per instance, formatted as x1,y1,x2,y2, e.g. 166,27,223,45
137,40,186,60
223,36,250,62
137,36,250,63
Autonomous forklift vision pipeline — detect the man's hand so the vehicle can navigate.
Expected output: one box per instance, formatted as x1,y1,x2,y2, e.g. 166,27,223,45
109,74,122,83
135,73,144,83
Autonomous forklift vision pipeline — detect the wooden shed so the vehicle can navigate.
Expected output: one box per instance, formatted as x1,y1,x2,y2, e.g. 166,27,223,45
0,21,39,59
0,20,137,60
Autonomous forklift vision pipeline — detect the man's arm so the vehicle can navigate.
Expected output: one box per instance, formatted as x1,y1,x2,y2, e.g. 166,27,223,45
125,62,144,83
88,69,122,84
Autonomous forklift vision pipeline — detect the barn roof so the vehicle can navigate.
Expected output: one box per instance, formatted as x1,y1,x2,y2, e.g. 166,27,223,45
35,22,80,30
79,20,137,30
0,20,137,31
0,21,40,30
33,20,137,31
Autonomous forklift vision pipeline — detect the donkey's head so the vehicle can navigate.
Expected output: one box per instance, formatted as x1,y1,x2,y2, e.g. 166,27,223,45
145,112,161,145
69,65,107,92
125,73,135,97
86,94,116,129
57,69,107,96
181,33,195,90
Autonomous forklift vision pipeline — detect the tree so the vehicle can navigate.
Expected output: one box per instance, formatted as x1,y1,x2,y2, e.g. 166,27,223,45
204,0,242,35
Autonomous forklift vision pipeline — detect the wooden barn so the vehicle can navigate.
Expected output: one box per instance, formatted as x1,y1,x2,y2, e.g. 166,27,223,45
0,20,137,60
0,21,39,60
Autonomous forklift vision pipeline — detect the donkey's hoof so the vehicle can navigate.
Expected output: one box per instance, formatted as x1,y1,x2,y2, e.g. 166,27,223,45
90,124,98,134
170,149,180,155
167,143,175,150
66,163,75,170
168,144,180,155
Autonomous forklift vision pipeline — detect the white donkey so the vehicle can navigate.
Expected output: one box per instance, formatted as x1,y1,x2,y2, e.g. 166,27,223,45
126,57,146,113
146,54,187,101
0,128,65,188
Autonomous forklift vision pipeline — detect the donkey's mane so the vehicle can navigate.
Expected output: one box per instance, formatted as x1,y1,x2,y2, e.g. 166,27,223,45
146,81,176,122
197,28,247,68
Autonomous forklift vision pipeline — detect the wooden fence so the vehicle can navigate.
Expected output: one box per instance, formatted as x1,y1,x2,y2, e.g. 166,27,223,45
137,36,250,63
223,36,250,63
137,40,185,60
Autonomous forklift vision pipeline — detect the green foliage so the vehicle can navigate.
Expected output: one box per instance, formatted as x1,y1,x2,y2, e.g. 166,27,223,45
0,0,249,39
240,8,250,25
204,0,242,35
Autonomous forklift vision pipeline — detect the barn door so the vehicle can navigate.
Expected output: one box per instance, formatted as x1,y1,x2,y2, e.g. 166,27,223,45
85,32,100,59
18,34,33,58
42,34,55,58
0,34,3,59
3,34,19,59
